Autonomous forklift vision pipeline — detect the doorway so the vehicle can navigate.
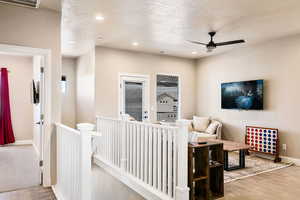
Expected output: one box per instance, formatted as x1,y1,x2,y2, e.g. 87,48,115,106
0,44,51,189
119,74,149,121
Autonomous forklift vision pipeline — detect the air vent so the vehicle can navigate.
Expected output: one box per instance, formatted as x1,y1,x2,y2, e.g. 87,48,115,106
0,0,40,8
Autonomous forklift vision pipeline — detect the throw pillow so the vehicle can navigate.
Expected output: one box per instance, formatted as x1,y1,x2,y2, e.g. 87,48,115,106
206,121,219,135
193,116,210,132
188,121,194,132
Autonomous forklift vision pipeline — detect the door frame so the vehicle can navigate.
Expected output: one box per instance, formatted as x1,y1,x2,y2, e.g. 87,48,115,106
0,44,52,187
118,73,150,121
155,73,181,121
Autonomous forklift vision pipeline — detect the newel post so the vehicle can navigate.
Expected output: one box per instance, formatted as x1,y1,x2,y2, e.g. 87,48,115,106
121,114,129,170
176,120,190,200
78,128,92,200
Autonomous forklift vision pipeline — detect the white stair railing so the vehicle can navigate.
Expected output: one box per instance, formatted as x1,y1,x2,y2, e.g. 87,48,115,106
54,123,92,200
94,116,189,200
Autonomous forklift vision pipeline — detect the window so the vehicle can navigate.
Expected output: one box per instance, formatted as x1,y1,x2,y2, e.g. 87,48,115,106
156,74,179,122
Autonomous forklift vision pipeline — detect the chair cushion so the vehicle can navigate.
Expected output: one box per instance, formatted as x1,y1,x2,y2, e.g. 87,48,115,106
189,131,217,142
205,121,219,135
193,116,210,132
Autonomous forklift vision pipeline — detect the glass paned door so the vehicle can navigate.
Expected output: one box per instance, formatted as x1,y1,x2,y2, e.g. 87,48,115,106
124,81,143,121
120,75,149,122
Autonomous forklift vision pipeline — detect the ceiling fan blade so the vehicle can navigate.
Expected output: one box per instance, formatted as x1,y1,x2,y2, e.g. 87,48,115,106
187,40,207,46
215,40,245,46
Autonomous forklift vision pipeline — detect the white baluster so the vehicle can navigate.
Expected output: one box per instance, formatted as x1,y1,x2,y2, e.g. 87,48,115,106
162,128,167,193
168,129,173,197
148,126,153,186
175,120,190,200
144,124,149,183
133,123,137,176
153,127,158,189
121,115,129,170
130,123,133,174
79,129,92,200
137,124,141,179
140,124,145,181
158,128,162,191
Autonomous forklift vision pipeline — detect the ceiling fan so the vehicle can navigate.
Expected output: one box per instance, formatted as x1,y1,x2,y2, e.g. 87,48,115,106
188,32,245,52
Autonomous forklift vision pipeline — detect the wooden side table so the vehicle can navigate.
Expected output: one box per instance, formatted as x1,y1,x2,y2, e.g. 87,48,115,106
188,141,224,200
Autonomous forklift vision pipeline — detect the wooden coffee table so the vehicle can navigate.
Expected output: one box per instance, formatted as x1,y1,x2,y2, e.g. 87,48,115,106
198,139,250,171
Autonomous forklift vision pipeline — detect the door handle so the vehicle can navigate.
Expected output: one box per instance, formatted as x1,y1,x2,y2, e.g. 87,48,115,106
36,121,44,125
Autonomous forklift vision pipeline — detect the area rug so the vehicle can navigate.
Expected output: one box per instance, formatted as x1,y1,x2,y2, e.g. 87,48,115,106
0,145,40,192
224,152,293,183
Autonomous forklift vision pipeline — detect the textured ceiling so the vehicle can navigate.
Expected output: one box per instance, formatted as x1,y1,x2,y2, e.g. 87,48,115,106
62,0,300,58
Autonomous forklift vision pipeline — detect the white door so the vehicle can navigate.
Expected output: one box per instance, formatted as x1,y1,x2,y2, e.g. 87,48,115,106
119,75,149,121
33,55,45,183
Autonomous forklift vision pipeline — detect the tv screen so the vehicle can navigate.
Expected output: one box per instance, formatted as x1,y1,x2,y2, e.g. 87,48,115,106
221,80,264,110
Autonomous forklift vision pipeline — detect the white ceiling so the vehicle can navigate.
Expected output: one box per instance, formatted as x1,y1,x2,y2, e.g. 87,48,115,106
61,0,300,58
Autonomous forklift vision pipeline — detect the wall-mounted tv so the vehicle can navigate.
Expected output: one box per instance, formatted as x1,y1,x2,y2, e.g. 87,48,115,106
221,80,264,110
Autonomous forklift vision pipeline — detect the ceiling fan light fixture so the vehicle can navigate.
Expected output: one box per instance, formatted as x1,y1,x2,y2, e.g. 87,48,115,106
188,31,245,53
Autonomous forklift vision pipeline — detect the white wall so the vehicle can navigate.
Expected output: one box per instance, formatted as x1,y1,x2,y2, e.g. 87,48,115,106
0,54,33,141
62,57,77,128
0,4,61,185
196,34,300,159
95,47,196,121
92,165,144,200
76,49,95,124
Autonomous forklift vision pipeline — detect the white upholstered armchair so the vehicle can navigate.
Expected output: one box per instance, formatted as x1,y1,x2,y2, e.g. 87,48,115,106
185,117,222,142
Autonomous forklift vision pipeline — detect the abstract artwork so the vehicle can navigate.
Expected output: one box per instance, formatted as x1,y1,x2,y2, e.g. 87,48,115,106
221,80,263,110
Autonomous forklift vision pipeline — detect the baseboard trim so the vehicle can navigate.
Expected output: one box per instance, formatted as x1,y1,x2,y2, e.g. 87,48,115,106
52,186,65,200
281,156,300,166
5,140,33,146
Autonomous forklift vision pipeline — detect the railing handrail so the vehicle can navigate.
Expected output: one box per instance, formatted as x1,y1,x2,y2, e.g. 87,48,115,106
94,115,189,200
96,115,179,130
54,123,92,200
55,123,80,135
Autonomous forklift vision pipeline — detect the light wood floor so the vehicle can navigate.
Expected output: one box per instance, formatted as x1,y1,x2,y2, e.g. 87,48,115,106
221,166,300,200
0,166,299,200
0,186,56,200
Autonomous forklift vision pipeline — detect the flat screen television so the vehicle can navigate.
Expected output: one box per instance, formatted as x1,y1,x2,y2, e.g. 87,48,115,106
221,80,264,110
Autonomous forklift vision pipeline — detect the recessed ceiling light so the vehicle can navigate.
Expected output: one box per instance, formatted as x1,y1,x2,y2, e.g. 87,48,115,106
192,51,198,55
132,42,139,46
96,15,104,21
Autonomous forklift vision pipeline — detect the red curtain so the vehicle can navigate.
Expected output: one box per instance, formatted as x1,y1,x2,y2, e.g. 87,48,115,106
0,68,15,145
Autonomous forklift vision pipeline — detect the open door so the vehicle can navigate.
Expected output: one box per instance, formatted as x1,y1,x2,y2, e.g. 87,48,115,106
33,55,45,184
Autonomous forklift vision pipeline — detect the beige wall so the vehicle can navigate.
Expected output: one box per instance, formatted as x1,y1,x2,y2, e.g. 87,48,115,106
92,165,144,200
62,57,77,128
95,47,196,121
0,54,33,141
76,49,95,124
196,34,300,159
0,5,61,185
